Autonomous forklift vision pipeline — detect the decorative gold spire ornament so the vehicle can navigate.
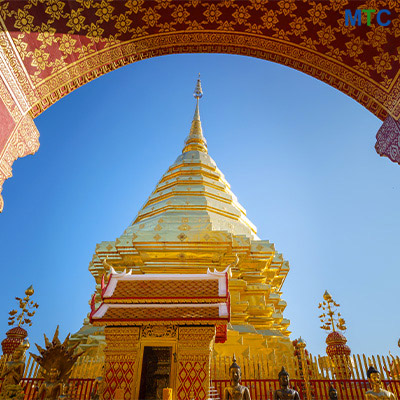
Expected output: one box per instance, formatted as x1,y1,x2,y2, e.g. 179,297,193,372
318,290,346,332
194,73,203,99
8,285,39,327
319,291,351,378
182,74,207,154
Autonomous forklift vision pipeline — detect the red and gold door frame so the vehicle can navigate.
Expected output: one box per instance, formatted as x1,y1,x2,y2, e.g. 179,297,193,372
102,324,215,400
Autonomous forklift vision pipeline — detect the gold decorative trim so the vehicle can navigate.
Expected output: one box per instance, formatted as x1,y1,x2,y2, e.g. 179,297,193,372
93,319,228,327
103,297,225,304
0,113,39,212
0,27,36,113
29,31,394,121
141,325,177,338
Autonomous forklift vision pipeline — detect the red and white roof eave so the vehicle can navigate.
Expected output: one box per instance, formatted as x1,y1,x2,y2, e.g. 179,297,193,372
102,267,230,299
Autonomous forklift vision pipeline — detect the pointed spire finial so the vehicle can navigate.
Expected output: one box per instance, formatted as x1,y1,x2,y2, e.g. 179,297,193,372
182,74,208,153
193,73,202,121
194,73,203,100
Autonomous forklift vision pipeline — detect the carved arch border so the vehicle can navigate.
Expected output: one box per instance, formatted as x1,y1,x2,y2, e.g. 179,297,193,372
29,31,395,120
1,30,399,211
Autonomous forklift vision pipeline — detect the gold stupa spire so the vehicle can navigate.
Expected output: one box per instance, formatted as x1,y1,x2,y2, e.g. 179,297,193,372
124,73,258,240
182,74,208,154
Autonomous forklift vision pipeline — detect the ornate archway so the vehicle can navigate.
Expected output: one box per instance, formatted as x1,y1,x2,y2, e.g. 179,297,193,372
1,0,399,211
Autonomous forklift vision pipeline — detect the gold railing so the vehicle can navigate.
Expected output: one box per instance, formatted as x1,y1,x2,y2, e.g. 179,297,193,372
0,351,399,399
69,355,104,379
0,353,104,379
210,353,400,381
1,350,398,381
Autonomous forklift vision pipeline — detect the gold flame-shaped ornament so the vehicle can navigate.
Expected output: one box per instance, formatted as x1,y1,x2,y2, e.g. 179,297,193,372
7,286,39,328
318,291,347,333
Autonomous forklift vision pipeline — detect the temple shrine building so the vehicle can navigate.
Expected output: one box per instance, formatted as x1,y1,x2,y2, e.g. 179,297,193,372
76,78,293,400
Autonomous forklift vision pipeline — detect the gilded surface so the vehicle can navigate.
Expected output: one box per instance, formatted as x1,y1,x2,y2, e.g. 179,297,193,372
176,357,210,400
30,327,83,400
87,98,293,363
176,326,214,400
0,341,28,400
178,326,215,343
1,0,400,208
104,326,140,354
141,325,177,338
103,327,140,400
0,113,39,213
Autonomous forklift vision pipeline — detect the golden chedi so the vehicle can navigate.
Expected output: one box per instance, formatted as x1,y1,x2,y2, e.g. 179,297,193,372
79,77,294,369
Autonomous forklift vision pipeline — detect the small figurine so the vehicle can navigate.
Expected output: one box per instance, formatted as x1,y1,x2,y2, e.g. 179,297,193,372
37,367,63,400
222,355,251,400
58,382,70,400
274,366,301,400
365,366,397,400
328,385,338,400
0,340,29,400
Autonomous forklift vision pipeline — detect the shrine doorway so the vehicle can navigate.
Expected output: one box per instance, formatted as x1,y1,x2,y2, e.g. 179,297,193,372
138,346,172,400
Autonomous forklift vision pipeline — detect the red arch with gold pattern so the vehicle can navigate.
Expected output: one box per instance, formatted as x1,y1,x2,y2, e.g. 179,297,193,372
1,0,400,211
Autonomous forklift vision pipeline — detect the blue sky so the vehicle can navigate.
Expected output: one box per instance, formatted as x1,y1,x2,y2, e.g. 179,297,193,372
0,54,399,357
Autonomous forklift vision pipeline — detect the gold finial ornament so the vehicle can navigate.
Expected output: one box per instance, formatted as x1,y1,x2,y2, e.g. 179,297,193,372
323,290,332,301
296,337,306,348
193,73,203,99
183,75,208,154
318,290,346,332
8,285,39,328
25,285,34,296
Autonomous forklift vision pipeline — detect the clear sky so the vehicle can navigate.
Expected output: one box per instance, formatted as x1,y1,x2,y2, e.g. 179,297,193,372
0,53,399,358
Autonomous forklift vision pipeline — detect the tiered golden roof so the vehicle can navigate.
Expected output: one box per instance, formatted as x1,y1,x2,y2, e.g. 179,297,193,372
87,78,292,361
91,269,229,326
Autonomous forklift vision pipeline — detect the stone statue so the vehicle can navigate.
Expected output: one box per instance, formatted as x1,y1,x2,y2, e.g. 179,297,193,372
0,340,29,400
274,366,301,400
365,365,397,400
328,385,338,400
222,355,251,400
